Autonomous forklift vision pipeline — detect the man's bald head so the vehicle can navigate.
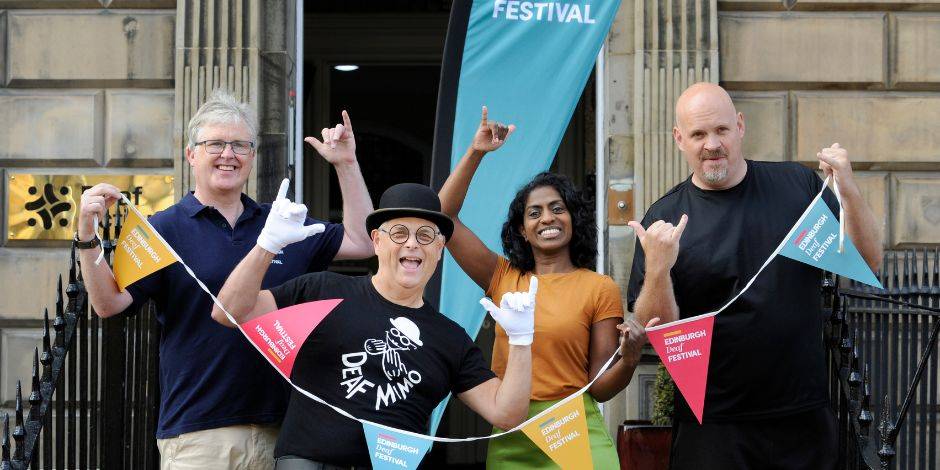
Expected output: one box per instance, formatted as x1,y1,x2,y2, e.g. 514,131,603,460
674,82,737,129
672,82,748,190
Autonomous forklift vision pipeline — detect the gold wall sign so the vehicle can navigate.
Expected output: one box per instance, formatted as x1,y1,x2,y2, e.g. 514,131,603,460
7,174,175,241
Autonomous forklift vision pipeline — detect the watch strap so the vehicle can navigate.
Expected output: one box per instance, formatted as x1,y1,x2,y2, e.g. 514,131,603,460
74,233,100,250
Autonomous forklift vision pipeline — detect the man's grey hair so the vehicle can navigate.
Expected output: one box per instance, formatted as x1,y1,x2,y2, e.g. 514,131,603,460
186,89,258,149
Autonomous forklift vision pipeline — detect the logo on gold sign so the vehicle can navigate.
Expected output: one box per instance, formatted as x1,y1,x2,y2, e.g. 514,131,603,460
24,183,73,230
7,174,174,242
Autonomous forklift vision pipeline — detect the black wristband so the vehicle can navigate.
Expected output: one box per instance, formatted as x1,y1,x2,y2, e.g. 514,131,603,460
74,232,100,250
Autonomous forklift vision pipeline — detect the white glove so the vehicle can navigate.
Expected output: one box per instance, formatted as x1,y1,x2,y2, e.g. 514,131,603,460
479,277,537,346
256,179,325,254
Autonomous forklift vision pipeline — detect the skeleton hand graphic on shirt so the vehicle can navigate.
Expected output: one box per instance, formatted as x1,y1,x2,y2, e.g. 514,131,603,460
364,318,424,381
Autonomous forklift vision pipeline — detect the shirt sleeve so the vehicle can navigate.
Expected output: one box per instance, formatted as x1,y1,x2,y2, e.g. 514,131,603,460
593,276,625,323
305,220,344,273
451,336,497,394
124,267,164,312
485,256,513,299
268,272,325,309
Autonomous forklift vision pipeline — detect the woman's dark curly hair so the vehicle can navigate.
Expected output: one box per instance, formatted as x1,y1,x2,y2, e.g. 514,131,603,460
500,172,596,272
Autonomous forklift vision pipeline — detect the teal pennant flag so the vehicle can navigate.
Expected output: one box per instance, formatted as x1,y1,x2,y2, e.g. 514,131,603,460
779,197,883,289
362,422,432,470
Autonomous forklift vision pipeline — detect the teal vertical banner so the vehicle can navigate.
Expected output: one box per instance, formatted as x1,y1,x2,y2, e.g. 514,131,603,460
779,197,883,289
362,422,432,469
430,0,621,433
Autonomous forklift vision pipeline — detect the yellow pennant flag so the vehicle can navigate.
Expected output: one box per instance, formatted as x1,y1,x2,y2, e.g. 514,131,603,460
521,394,593,469
113,202,177,290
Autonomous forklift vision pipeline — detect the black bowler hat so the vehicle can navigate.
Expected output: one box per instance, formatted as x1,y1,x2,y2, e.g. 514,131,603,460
366,183,454,240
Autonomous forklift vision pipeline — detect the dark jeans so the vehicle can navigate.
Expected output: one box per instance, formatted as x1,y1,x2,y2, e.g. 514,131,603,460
669,407,838,470
273,455,367,470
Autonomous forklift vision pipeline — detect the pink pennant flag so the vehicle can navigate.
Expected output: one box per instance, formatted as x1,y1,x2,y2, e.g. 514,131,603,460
645,312,717,424
242,299,343,379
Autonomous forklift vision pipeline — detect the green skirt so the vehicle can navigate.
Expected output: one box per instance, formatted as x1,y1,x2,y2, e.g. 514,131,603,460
486,394,619,469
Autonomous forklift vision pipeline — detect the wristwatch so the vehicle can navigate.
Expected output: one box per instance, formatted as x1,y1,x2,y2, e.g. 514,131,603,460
73,232,100,250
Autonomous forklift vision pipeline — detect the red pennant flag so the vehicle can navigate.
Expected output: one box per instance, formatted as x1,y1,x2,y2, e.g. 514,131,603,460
645,312,717,424
242,299,343,379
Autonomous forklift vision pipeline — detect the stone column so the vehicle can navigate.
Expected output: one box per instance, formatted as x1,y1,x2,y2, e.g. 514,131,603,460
175,0,292,201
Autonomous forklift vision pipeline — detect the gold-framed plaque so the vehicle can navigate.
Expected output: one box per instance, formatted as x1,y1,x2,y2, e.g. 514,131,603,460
7,173,175,241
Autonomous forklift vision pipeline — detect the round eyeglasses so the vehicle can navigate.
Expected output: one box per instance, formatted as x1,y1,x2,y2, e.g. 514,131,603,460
195,140,255,155
379,224,440,245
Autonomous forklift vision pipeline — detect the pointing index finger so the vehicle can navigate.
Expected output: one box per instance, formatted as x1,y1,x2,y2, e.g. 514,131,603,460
528,276,538,297
276,178,290,200
481,105,488,126
342,110,353,133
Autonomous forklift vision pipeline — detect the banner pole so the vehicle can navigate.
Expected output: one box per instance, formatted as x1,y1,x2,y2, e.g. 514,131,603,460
595,44,607,277
594,44,607,419
293,0,305,201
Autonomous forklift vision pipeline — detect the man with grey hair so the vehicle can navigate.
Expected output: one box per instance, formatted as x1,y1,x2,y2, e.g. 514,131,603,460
76,90,375,469
627,82,882,469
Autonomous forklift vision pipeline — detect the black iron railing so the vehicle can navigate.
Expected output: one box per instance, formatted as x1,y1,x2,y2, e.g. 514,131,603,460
828,248,940,470
0,201,160,469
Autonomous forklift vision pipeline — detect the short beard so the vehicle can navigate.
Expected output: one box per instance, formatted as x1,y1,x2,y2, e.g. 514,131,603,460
700,149,729,184
702,165,728,184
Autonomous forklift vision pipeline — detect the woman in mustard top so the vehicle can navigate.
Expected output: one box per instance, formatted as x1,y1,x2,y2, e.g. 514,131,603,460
439,107,659,469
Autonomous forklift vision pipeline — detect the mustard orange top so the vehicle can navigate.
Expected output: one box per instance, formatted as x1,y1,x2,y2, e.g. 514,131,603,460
486,256,624,401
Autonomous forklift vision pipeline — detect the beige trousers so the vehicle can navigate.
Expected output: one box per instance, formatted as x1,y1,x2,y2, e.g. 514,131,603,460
157,424,279,470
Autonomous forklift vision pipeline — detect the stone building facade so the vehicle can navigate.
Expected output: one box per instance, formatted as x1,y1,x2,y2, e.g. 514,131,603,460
0,0,937,457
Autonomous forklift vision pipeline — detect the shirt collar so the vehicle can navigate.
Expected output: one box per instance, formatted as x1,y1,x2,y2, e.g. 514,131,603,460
180,192,261,219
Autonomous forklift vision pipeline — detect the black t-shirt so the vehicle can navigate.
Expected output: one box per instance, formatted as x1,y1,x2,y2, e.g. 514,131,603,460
627,160,839,422
268,272,496,465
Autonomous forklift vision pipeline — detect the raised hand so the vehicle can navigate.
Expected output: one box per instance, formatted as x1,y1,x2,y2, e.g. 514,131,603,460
628,214,688,274
470,105,516,153
479,276,537,346
616,317,660,362
817,143,856,188
305,110,357,166
78,183,124,240
256,179,325,254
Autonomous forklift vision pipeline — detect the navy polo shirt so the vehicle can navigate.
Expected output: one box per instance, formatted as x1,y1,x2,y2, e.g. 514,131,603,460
126,192,344,439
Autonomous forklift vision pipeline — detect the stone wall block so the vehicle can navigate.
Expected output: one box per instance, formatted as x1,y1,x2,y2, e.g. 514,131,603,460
721,0,937,7
608,53,633,137
0,1,174,7
795,92,940,167
0,247,70,318
720,13,885,85
6,10,174,86
609,135,635,180
894,14,940,85
608,5,634,55
731,92,787,162
0,328,42,404
0,90,101,165
104,89,174,166
0,12,6,83
892,175,940,246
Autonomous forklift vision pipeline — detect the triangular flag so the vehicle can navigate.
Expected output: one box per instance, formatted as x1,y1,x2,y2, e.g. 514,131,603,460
520,394,593,469
113,204,177,290
362,422,432,469
241,299,343,379
646,313,717,424
779,197,882,288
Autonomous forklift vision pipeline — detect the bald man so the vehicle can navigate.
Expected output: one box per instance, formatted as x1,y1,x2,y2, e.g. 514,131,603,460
626,83,882,469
